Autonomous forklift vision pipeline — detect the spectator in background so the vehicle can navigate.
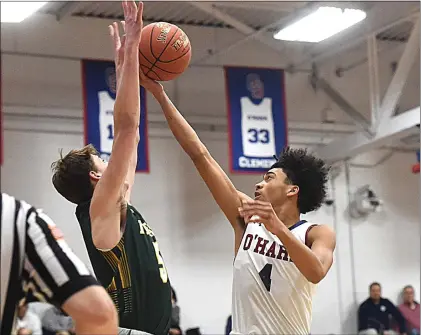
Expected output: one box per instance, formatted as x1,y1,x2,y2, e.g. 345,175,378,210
169,287,182,335
15,301,43,335
358,282,406,335
42,305,76,335
399,285,420,335
225,315,232,335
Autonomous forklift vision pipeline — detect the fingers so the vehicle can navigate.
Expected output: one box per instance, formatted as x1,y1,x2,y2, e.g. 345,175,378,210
113,22,121,48
238,207,269,222
121,20,126,32
122,0,128,19
136,2,143,24
241,200,271,211
127,0,136,19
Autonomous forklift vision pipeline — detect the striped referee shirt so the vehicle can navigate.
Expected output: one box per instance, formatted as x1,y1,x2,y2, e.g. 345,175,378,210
0,193,99,334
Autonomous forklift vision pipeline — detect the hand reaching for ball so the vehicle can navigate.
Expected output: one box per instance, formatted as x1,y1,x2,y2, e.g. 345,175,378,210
139,70,163,96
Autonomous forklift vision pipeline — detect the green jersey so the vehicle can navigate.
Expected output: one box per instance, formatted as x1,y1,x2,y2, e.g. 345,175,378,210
76,201,172,335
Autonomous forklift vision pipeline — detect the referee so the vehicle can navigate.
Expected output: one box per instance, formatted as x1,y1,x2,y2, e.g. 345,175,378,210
1,192,118,334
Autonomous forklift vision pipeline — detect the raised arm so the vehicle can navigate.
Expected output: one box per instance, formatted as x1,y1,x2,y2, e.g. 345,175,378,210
140,75,244,234
108,19,139,203
90,0,143,250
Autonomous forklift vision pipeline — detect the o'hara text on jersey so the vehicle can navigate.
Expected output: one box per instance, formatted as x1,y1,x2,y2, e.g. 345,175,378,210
243,233,293,263
239,157,277,169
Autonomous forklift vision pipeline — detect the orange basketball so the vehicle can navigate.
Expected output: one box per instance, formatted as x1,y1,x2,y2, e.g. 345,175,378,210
139,22,192,81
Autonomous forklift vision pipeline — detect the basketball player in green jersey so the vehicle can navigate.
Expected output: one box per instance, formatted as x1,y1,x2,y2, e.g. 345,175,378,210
50,1,171,334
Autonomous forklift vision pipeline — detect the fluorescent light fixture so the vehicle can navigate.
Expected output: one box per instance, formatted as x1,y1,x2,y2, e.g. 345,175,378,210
274,6,367,43
1,1,47,23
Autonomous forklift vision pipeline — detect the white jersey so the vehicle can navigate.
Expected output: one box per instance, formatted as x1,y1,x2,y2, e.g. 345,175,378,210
98,91,115,154
240,97,276,158
231,220,318,335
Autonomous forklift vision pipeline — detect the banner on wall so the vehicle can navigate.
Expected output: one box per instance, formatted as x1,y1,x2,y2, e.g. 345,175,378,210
224,66,288,174
81,59,149,173
0,52,3,167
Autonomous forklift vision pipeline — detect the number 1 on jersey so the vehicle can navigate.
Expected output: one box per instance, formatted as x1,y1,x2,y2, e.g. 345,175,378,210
259,263,273,292
107,124,114,140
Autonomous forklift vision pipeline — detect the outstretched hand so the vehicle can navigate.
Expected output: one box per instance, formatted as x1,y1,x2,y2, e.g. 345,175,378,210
108,21,126,84
121,0,143,47
238,200,285,236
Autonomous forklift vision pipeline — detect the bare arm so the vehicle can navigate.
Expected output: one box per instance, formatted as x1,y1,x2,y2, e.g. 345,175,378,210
151,87,243,231
275,224,336,283
62,286,118,335
109,21,139,203
90,1,143,249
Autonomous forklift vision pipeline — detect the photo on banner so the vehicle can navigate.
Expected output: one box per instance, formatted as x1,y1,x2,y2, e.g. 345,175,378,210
224,66,288,174
81,59,149,173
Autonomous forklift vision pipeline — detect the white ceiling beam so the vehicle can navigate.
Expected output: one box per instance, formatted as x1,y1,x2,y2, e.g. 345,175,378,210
309,73,373,137
189,2,287,57
213,2,294,13
315,107,420,163
373,17,420,133
55,1,80,21
191,2,319,67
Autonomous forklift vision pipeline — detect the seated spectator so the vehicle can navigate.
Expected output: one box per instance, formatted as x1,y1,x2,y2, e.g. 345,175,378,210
15,301,42,335
42,305,75,335
225,315,232,335
399,285,420,335
358,282,406,335
169,287,182,335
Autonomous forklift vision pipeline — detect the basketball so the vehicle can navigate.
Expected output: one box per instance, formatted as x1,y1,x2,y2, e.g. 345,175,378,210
139,22,192,81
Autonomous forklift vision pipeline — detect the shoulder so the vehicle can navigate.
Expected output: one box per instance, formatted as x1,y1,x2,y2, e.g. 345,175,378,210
306,224,336,245
359,299,371,308
383,298,396,306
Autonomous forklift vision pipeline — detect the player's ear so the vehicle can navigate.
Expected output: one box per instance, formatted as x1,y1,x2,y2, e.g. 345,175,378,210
89,171,102,182
287,185,299,197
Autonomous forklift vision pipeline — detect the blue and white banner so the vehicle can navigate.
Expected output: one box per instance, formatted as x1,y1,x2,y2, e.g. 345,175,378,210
224,66,288,174
82,59,149,173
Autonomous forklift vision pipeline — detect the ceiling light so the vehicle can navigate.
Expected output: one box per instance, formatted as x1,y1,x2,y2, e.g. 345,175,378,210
273,6,367,43
1,1,47,23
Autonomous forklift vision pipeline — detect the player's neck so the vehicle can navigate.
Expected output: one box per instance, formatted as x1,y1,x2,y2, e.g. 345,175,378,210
273,205,301,229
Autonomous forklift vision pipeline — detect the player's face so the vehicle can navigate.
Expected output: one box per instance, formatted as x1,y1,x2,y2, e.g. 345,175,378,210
89,154,108,183
254,168,298,206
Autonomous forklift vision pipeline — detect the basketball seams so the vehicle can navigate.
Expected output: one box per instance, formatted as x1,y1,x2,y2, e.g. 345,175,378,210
140,64,162,81
139,22,191,81
157,45,191,63
145,26,179,78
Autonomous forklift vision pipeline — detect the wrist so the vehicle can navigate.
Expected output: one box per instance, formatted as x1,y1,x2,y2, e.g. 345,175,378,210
273,220,287,238
153,87,166,101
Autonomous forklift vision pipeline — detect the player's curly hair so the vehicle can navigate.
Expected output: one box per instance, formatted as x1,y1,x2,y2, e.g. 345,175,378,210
270,147,330,214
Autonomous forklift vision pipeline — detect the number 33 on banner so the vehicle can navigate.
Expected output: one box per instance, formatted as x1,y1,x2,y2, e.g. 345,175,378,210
248,128,269,144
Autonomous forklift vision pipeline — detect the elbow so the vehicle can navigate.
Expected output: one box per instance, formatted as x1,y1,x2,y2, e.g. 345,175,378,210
89,295,117,325
307,268,326,284
91,224,120,251
92,234,120,251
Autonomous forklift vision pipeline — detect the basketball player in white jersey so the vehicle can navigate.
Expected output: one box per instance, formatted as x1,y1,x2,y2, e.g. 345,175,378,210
139,72,336,335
